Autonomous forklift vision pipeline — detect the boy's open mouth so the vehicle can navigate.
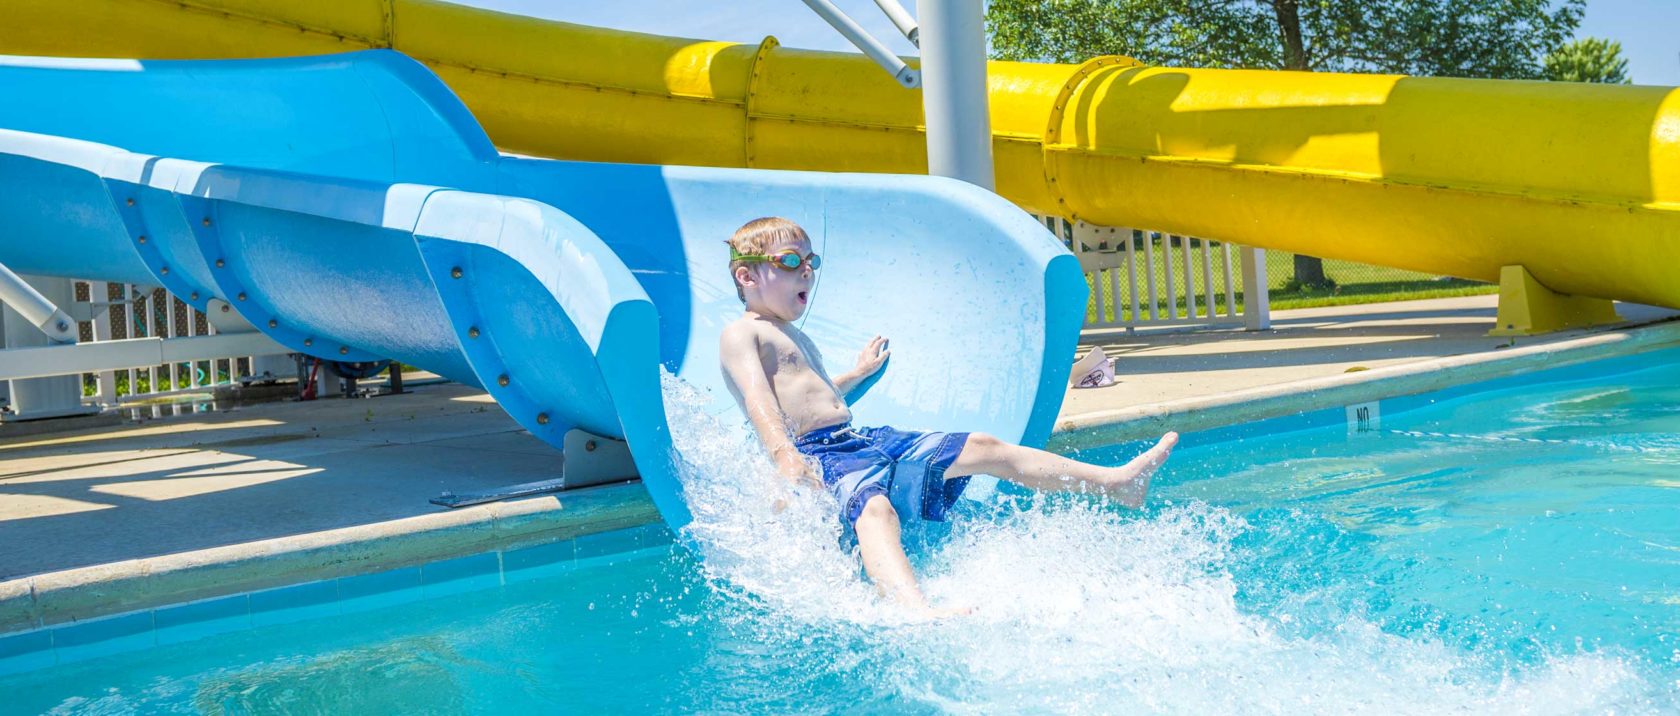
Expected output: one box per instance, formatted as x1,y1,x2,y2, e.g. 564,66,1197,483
797,291,808,304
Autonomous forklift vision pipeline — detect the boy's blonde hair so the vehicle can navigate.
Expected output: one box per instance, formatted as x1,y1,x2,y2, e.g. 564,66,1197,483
726,217,809,302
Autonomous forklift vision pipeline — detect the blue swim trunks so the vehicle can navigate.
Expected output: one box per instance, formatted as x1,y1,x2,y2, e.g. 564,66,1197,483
794,423,972,526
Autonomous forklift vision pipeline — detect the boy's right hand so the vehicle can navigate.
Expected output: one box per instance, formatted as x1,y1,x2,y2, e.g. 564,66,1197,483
775,448,822,490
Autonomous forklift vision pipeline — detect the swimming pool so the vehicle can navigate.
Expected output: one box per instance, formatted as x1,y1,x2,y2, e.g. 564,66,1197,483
4,349,1680,712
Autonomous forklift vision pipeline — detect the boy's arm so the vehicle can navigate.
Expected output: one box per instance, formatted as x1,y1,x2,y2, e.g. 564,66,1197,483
720,326,819,487
832,335,889,399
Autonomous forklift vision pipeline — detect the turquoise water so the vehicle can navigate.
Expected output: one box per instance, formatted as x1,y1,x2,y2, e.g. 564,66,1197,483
5,357,1680,713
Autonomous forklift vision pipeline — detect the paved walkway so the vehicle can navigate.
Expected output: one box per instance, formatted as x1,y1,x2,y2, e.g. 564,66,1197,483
0,384,570,580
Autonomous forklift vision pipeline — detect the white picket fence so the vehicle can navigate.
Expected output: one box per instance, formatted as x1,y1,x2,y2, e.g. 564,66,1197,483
1044,218,1270,332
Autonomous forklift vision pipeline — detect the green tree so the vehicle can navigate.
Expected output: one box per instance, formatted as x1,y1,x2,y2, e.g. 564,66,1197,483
988,0,1586,287
1545,37,1631,83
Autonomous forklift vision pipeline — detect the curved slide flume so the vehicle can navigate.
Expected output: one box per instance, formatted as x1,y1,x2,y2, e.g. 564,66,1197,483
0,52,1085,534
6,0,1678,309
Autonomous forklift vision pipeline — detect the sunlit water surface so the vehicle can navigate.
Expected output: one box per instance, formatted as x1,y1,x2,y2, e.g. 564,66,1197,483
6,362,1680,714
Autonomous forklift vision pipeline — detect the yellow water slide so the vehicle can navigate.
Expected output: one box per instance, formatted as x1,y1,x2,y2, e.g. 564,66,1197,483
7,0,1680,326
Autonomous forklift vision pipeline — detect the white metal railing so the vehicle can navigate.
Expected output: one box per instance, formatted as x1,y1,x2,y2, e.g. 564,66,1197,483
0,279,291,420
1046,218,1271,332
77,282,287,411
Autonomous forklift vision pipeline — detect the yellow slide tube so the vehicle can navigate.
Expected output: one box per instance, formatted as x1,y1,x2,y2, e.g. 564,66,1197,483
5,0,1678,308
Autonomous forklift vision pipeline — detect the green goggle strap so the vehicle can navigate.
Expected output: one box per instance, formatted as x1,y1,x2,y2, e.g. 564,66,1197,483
729,246,819,270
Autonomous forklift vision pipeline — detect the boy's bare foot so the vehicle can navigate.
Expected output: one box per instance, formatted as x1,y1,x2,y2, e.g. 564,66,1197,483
1097,431,1178,508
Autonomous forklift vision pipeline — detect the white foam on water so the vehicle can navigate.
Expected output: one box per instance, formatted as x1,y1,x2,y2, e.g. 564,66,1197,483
659,372,1672,713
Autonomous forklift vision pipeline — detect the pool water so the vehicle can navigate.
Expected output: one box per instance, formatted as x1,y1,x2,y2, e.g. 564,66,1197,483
5,356,1680,713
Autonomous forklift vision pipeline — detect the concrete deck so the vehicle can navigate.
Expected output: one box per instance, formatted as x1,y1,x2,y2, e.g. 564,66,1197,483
0,384,659,630
4,294,1679,630
1054,295,1680,449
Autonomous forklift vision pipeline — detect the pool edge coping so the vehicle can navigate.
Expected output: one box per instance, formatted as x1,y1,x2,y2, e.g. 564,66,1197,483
0,482,660,635
1049,317,1680,452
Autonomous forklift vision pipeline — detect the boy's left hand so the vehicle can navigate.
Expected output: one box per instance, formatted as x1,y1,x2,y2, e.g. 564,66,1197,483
854,335,889,378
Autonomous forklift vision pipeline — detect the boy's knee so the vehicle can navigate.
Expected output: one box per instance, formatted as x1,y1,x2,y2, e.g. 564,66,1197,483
967,432,1004,455
857,494,899,525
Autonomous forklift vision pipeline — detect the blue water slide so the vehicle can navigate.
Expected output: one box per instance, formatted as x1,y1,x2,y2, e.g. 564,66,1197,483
0,51,1085,533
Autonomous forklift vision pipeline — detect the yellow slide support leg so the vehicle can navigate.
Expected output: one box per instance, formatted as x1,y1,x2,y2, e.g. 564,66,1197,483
1489,265,1621,337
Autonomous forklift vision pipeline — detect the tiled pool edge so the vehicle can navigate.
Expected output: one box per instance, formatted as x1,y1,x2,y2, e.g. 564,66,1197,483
0,521,673,677
0,481,660,636
1049,318,1680,453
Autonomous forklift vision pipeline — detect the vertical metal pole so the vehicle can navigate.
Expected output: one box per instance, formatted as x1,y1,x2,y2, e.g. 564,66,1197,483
123,283,136,402
1241,246,1271,330
919,0,993,190
1222,243,1238,317
3,275,90,419
1179,235,1194,319
1124,230,1139,326
94,282,117,404
1200,238,1216,319
1162,235,1176,320
1144,233,1158,321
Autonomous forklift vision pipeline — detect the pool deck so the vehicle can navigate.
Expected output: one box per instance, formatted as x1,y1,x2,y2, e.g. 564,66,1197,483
1054,294,1680,450
3,294,1679,632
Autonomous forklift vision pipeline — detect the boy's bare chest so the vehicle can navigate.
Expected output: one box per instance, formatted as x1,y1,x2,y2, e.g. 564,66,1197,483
761,333,822,377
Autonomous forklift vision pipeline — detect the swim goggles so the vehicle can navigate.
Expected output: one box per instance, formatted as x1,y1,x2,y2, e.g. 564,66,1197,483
730,247,822,272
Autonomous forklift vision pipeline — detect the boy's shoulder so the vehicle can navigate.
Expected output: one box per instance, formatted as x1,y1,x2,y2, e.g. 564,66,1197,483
720,313,775,348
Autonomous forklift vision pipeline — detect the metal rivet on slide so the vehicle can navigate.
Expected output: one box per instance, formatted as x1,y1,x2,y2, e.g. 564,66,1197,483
126,198,135,206
237,292,247,301
268,319,278,328
190,292,199,301
467,326,480,339
215,258,225,268
202,218,212,227
137,235,147,244
159,266,170,275
450,266,463,279
585,440,597,452
304,338,314,347
497,374,510,387
339,346,350,355
220,304,230,313
536,413,549,425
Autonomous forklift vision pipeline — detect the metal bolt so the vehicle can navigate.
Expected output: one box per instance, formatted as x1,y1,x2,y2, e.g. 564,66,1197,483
497,374,509,387
585,440,597,452
126,198,135,206
56,320,69,332
137,235,147,244
190,292,199,301
304,338,313,347
159,266,170,275
536,413,549,425
467,326,480,339
237,292,246,301
268,319,278,328
202,218,211,227
215,258,225,268
450,266,463,279
339,346,349,355
220,304,230,313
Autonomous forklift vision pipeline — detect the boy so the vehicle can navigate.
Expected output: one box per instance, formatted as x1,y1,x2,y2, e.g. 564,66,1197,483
718,217,1177,616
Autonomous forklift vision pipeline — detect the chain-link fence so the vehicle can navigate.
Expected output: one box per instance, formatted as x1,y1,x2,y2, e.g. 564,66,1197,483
1263,252,1495,310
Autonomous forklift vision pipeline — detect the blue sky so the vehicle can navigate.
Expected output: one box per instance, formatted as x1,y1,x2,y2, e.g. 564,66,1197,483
457,0,1678,85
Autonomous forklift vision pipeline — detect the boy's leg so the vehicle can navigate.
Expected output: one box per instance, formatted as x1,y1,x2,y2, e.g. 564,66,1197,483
853,495,929,608
946,432,1179,508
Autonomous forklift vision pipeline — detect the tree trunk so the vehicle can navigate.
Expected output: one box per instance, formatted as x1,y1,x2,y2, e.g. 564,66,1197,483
1293,252,1328,287
1274,0,1330,287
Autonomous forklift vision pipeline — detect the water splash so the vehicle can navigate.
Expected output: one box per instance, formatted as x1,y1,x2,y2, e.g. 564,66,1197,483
659,370,1672,713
